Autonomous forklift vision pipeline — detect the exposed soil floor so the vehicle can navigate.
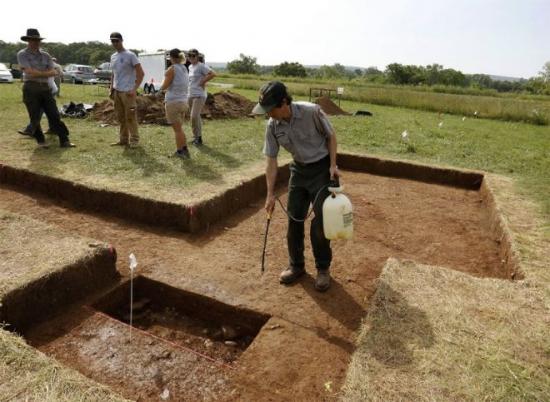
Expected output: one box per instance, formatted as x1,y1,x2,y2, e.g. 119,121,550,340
0,170,505,401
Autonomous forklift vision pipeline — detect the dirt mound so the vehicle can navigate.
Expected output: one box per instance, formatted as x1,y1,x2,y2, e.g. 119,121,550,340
203,91,255,119
314,96,351,116
92,91,254,125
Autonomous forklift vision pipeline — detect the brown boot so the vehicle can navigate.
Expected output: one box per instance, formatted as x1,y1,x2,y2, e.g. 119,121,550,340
279,266,305,284
315,270,331,292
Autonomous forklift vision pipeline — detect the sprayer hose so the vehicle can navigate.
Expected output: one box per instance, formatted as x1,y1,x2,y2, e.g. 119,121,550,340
274,184,330,223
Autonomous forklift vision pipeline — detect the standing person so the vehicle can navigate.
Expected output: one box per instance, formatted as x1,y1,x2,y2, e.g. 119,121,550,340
186,48,215,146
160,48,190,159
52,57,63,97
16,28,75,148
109,32,144,148
253,81,339,292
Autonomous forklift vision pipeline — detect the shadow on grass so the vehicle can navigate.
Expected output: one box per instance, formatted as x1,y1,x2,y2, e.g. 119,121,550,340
195,144,241,168
122,147,169,177
362,280,434,367
28,143,70,177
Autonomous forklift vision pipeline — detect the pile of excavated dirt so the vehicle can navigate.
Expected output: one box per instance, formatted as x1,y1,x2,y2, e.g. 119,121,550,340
203,91,255,119
92,91,254,125
314,96,351,116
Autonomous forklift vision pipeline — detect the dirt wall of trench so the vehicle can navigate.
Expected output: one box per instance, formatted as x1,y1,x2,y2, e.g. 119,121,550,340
0,246,118,334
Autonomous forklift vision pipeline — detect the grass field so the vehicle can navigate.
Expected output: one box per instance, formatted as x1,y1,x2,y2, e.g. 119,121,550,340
1,82,547,232
218,74,550,125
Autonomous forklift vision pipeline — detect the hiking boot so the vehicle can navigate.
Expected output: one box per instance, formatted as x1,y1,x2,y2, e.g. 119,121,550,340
191,137,203,146
279,266,305,284
174,149,190,159
110,141,128,146
315,270,331,292
18,128,33,136
60,141,76,148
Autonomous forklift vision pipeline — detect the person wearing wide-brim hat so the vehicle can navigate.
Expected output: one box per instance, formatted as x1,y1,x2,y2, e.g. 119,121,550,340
16,28,75,148
253,81,340,292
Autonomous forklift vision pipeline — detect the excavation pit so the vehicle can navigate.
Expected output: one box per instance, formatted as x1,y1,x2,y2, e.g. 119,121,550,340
25,276,270,401
94,276,271,362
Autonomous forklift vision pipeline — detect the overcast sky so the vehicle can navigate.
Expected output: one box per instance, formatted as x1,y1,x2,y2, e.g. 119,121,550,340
2,0,548,78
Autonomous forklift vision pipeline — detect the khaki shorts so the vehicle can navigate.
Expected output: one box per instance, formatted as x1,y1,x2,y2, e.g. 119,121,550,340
165,101,188,125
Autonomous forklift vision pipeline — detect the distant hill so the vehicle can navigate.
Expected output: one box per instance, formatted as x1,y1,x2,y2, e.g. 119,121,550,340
489,75,525,82
207,61,526,82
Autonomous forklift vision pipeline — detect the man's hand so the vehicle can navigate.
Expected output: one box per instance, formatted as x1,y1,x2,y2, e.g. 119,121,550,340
330,165,340,180
128,89,137,97
265,194,276,215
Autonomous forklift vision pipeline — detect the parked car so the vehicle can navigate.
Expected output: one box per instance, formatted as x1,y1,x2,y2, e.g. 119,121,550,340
62,64,96,84
0,63,14,83
94,62,112,81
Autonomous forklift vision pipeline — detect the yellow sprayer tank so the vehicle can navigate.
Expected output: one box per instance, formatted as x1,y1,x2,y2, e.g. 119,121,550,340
322,184,353,240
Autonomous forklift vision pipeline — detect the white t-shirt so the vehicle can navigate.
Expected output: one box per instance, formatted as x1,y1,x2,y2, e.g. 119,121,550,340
110,49,140,92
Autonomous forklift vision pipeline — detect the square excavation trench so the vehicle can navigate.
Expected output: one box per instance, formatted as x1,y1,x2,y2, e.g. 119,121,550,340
25,276,270,401
1,164,517,401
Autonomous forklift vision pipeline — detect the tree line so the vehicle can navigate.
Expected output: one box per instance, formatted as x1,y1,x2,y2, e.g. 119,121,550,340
1,41,547,95
226,54,550,95
0,40,141,67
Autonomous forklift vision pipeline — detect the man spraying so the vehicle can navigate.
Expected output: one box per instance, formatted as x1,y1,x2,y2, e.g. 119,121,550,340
253,81,339,292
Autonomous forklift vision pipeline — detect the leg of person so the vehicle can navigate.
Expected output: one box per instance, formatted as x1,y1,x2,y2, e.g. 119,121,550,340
189,97,205,145
40,88,73,147
125,93,139,146
309,163,332,292
112,91,129,145
280,164,310,284
166,101,189,158
22,83,47,146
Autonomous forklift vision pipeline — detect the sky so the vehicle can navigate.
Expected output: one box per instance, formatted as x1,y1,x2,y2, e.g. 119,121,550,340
1,0,548,78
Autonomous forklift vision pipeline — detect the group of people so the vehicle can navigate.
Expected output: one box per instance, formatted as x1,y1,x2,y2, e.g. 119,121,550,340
17,28,340,291
16,29,216,156
108,32,215,158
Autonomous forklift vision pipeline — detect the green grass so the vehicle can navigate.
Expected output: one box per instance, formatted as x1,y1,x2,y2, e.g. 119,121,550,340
0,82,548,229
217,75,550,125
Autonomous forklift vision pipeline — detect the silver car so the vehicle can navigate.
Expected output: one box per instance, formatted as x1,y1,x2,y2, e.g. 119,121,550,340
0,63,14,83
63,64,96,84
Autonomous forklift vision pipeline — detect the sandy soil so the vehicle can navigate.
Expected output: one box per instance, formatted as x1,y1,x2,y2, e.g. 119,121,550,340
1,170,505,401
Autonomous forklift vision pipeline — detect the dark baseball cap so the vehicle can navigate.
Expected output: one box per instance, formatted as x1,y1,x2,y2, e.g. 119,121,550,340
110,32,123,41
169,48,184,59
252,81,288,114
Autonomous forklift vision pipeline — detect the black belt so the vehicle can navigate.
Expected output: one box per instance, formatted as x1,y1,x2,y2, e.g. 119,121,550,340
293,154,330,167
23,81,50,86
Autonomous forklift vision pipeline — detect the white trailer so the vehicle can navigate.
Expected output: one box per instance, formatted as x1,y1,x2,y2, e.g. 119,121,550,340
139,51,169,92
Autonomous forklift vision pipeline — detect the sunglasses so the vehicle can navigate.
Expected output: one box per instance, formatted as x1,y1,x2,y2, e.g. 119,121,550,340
110,39,120,43
188,54,197,57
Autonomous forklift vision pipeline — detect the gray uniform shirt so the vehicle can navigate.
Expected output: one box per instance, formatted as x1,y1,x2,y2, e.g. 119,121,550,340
165,63,189,103
188,62,211,98
111,49,140,92
263,102,334,164
17,48,54,83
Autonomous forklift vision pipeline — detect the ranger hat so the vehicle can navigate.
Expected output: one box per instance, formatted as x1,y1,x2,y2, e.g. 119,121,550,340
252,81,288,114
21,28,44,41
